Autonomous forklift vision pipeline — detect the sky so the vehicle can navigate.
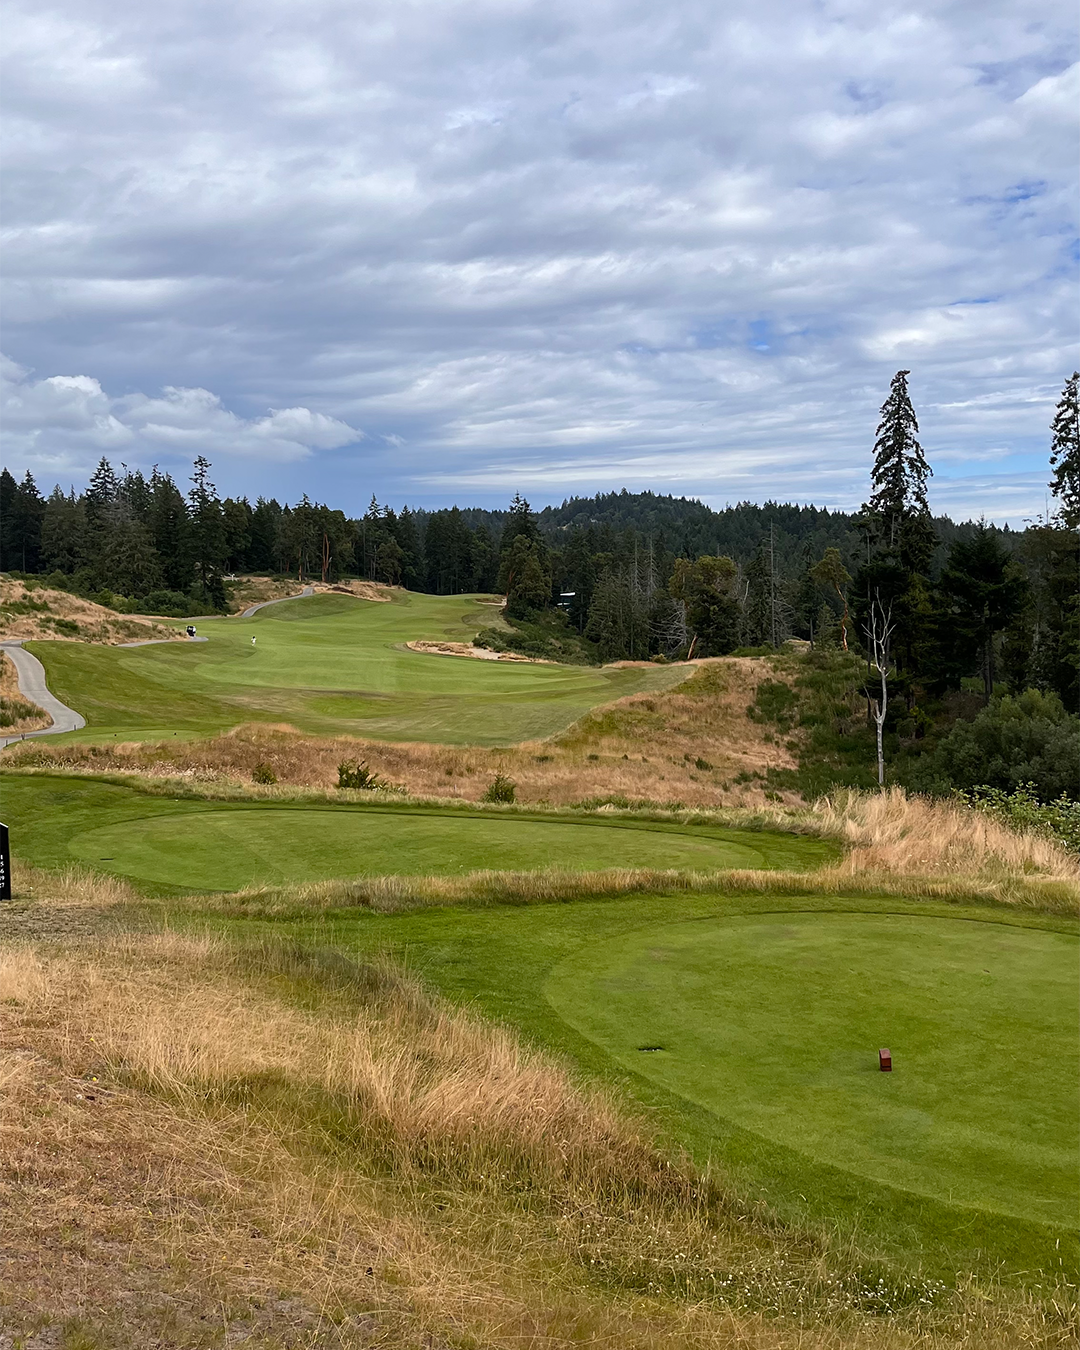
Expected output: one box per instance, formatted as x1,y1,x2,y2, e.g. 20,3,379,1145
1,0,1077,523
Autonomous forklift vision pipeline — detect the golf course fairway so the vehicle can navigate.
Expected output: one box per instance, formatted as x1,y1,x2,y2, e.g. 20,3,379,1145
24,589,688,744
0,774,837,891
544,911,1079,1228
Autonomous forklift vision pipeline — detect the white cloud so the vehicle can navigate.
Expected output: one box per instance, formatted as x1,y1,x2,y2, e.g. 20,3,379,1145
0,355,361,478
0,0,1075,516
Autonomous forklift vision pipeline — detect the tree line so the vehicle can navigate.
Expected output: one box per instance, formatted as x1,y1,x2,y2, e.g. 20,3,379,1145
2,373,1078,725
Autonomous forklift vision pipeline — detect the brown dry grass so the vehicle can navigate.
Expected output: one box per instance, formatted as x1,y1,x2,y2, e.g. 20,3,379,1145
3,658,800,808
2,906,1071,1350
0,577,177,644
224,574,395,612
821,787,1079,882
0,650,50,732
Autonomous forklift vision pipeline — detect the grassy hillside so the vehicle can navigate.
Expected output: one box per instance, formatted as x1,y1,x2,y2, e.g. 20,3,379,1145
4,655,800,808
23,589,688,746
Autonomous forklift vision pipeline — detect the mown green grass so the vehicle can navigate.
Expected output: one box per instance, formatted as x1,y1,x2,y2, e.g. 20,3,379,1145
25,590,687,745
199,891,1078,1287
545,911,1077,1229
1,773,834,893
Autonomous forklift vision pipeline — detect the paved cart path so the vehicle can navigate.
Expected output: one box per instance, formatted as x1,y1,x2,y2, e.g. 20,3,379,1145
241,585,314,618
0,640,86,748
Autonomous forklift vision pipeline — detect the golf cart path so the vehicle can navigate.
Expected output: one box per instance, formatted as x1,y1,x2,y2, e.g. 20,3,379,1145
0,640,86,748
241,585,314,618
117,636,208,647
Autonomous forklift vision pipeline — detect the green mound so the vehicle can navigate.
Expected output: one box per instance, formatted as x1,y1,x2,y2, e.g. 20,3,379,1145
25,590,689,745
2,774,835,893
544,912,1079,1228
68,807,791,891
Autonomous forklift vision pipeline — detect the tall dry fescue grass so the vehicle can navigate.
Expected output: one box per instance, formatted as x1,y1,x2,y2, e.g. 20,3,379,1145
3,921,1074,1347
819,788,1080,885
0,650,50,731
9,858,143,908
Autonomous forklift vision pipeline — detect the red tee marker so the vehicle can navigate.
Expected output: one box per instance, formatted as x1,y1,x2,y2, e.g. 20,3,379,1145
879,1048,892,1072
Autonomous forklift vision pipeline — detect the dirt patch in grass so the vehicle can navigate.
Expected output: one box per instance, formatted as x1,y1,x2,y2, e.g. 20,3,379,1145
0,578,178,645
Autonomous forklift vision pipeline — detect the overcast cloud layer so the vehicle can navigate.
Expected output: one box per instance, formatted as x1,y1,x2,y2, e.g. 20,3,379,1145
2,0,1077,520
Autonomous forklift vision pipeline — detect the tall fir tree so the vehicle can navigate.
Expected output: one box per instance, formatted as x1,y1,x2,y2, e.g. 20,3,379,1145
855,371,937,691
865,370,935,574
40,488,88,574
149,469,194,592
187,456,227,607
935,522,1027,700
1049,372,1080,528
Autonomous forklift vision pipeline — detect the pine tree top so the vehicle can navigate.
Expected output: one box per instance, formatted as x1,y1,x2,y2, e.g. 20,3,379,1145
1049,372,1080,528
865,370,933,534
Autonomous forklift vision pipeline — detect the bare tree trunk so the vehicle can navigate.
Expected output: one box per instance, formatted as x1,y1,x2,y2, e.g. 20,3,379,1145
864,596,895,789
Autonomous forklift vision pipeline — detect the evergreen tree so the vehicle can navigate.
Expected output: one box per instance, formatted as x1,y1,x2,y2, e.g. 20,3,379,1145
221,497,253,571
854,371,937,688
810,547,851,649
499,493,541,559
741,545,773,646
40,488,88,575
503,537,552,618
149,469,194,592
0,469,18,572
669,555,741,656
1,471,45,571
469,525,499,593
187,456,227,606
84,457,119,531
100,511,162,597
391,507,424,590
248,498,282,573
935,522,1027,700
284,496,320,580
585,569,630,661
119,467,152,520
1049,372,1080,527
866,370,934,567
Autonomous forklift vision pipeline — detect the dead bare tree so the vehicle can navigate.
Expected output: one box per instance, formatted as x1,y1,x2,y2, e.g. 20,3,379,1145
863,594,896,787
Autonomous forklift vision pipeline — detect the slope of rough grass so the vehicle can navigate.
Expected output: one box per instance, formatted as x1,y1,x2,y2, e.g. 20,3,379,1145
0,576,178,644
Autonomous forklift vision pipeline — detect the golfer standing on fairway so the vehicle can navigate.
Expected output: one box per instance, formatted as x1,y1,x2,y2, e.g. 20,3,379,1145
252,636,256,645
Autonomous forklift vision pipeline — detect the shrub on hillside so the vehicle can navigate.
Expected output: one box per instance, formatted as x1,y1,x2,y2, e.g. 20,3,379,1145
955,783,1080,853
0,696,40,728
911,690,1079,802
337,759,385,791
251,762,277,785
482,773,517,804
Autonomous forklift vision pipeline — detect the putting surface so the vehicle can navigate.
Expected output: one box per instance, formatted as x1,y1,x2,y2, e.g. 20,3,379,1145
25,590,689,745
1,774,837,892
67,807,803,891
544,912,1079,1228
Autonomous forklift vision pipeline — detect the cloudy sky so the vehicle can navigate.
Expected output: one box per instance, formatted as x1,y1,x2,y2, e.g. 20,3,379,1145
2,0,1076,521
